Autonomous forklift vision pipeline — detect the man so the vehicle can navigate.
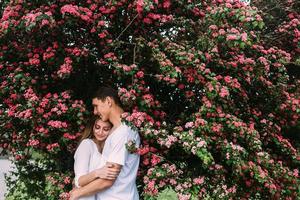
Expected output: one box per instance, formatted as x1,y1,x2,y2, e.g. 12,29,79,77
70,87,140,200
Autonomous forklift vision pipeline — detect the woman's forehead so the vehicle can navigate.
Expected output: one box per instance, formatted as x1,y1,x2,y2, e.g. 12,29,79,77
95,119,111,127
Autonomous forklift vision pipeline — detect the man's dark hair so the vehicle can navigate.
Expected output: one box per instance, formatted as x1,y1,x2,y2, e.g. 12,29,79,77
92,86,123,108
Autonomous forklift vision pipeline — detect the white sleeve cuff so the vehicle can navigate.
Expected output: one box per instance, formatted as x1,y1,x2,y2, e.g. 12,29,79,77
74,175,81,188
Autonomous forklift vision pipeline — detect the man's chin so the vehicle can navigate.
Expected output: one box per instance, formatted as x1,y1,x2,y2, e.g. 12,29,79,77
100,116,109,122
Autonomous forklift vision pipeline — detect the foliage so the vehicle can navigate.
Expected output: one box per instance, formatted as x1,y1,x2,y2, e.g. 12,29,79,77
0,0,299,199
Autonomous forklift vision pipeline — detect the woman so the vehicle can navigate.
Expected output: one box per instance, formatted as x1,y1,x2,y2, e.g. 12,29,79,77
73,115,119,200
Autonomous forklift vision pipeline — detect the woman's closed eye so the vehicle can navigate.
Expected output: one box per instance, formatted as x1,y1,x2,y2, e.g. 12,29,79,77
94,125,101,129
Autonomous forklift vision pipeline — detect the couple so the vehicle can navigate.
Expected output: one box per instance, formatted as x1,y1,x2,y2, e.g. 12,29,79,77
71,87,140,200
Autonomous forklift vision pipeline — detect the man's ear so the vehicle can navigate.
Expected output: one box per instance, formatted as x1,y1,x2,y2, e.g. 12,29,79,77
106,97,113,107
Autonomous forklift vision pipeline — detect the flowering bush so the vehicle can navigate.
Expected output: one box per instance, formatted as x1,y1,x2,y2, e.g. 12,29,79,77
0,0,299,199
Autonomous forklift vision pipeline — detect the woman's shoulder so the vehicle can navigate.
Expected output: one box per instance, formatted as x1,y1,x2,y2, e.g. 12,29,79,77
74,138,93,157
80,138,93,144
77,138,94,149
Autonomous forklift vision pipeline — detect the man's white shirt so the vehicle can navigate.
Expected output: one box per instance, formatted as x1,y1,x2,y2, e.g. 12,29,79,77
97,124,140,200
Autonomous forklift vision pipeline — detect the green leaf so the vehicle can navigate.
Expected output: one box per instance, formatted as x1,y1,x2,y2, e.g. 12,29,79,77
252,21,258,27
239,16,245,21
240,42,246,49
156,187,178,200
258,21,264,29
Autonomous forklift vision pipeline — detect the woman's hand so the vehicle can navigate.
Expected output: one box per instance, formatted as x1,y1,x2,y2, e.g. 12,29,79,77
69,188,80,200
93,164,120,180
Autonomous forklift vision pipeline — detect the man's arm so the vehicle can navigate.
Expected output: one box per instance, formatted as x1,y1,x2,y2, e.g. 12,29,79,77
77,164,119,187
70,162,121,200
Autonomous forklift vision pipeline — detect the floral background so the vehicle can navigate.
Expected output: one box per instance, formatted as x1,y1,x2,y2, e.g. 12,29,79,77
0,0,299,199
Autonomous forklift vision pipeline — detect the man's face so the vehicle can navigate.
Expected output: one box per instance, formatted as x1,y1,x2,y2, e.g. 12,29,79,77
92,98,110,121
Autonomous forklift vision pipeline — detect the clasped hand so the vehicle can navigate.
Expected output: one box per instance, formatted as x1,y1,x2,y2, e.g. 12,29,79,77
93,163,120,180
69,164,120,200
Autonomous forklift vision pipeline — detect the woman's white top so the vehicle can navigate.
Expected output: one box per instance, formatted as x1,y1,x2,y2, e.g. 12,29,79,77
74,138,104,200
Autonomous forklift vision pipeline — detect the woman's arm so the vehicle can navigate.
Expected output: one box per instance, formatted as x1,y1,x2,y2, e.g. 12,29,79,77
77,171,97,187
74,139,93,188
70,162,122,200
74,140,119,188
78,164,120,187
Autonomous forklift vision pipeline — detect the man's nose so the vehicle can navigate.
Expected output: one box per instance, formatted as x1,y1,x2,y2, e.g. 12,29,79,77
93,108,97,115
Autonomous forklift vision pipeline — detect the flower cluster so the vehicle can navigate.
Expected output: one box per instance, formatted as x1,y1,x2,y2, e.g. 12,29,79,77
1,0,299,199
57,57,73,78
118,87,137,107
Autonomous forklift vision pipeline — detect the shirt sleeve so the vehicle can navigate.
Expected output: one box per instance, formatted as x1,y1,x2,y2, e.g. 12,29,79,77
107,128,129,166
74,139,91,188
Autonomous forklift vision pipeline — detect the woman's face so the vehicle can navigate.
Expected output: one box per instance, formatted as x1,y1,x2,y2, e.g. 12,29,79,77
93,119,111,142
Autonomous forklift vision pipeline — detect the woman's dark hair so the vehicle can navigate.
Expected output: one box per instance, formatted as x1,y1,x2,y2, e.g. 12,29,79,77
79,115,99,143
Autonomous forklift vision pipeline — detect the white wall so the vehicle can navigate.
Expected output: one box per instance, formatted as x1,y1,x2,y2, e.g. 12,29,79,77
0,159,13,200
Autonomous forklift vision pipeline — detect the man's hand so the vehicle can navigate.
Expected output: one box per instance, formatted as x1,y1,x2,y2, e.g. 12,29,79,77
93,163,120,180
69,188,80,200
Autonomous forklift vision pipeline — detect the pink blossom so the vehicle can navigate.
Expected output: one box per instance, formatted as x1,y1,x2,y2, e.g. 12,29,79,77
293,169,299,177
163,0,171,8
143,18,152,24
226,152,230,159
46,143,59,151
16,109,32,119
193,176,204,185
61,5,79,16
224,76,232,83
219,29,226,35
27,139,40,147
61,91,71,99
137,146,150,155
63,133,76,140
24,88,39,101
148,13,161,20
197,140,206,148
241,32,248,41
64,176,71,184
195,118,206,126
164,135,177,148
219,87,229,97
41,19,49,26
148,180,155,189
226,34,237,41
150,154,161,166
143,158,149,166
29,58,40,65
98,32,107,38
228,185,237,193
169,178,177,185
185,122,194,128
178,193,191,200
97,20,106,26
47,120,68,128
10,93,18,100
136,0,144,15
135,71,144,78
57,57,73,77
212,123,222,133
209,25,218,30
